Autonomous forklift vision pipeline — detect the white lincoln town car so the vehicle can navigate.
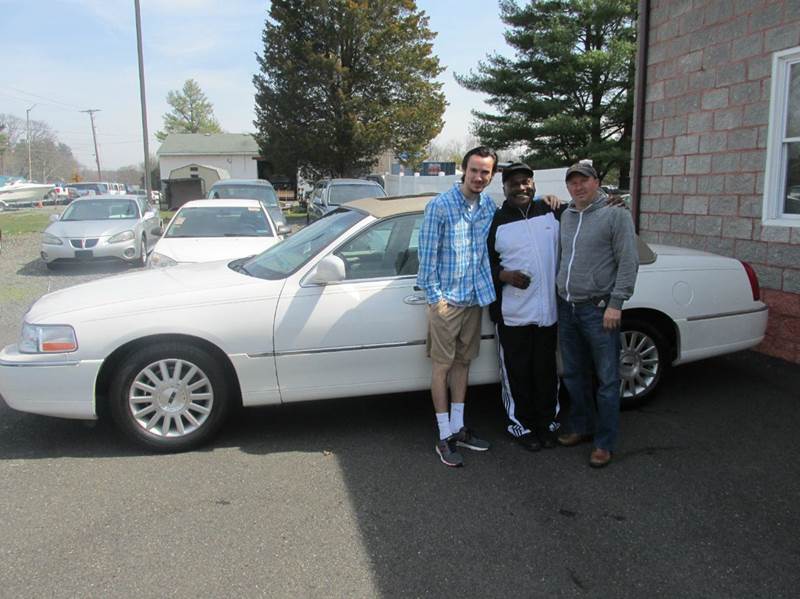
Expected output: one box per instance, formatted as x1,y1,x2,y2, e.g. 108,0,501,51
0,194,768,451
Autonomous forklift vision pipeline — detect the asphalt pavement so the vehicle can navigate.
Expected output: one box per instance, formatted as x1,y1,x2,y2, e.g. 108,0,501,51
1,227,799,598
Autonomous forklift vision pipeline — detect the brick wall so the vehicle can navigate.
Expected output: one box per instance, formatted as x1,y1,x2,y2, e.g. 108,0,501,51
639,0,800,363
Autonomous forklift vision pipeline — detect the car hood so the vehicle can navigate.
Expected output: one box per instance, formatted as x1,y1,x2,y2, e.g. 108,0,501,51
26,260,283,323
154,237,280,263
47,219,136,238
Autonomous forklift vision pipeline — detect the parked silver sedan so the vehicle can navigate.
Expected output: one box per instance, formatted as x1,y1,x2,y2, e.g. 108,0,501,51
40,195,161,269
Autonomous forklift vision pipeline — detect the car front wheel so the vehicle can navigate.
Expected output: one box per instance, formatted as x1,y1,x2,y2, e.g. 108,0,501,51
109,342,231,451
619,319,669,409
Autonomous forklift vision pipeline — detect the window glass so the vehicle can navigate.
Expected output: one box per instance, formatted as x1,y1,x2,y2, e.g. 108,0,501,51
335,213,423,280
786,62,800,138
328,184,386,205
209,185,279,207
242,208,365,279
61,199,139,221
166,206,272,238
784,143,800,214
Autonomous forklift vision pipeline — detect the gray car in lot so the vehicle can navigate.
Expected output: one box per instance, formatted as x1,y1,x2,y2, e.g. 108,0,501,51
40,195,161,269
306,178,387,223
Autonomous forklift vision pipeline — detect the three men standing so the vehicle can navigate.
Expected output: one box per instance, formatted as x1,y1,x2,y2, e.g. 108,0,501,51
556,163,639,468
417,146,498,467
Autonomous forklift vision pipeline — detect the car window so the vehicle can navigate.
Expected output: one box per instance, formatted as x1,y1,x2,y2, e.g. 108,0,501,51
166,206,272,238
242,208,365,279
328,184,386,206
334,213,423,280
208,185,279,207
61,199,139,221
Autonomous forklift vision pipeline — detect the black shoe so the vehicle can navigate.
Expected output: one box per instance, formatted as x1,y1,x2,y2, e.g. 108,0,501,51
540,432,557,449
514,432,542,452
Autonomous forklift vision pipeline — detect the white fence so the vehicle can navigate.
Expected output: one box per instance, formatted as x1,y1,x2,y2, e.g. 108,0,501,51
383,166,570,205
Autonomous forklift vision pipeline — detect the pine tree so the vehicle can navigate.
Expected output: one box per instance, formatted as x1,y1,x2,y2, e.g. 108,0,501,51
156,79,223,142
253,0,446,179
457,0,637,185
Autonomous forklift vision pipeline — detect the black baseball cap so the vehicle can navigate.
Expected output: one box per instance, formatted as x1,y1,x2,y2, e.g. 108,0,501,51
565,163,598,181
502,162,534,183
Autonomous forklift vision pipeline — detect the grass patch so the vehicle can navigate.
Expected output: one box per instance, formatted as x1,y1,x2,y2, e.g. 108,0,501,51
0,211,53,235
286,208,307,217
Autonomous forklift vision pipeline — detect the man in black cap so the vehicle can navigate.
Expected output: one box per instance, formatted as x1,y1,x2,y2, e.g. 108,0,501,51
487,163,564,451
555,162,638,468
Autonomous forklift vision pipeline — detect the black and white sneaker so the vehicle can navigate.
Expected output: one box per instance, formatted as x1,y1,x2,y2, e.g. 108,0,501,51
435,436,464,467
453,427,490,451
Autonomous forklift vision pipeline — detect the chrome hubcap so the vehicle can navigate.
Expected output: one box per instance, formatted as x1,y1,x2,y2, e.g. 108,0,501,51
128,358,213,437
619,330,659,398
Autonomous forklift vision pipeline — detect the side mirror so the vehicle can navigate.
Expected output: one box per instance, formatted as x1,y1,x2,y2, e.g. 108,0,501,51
151,226,163,237
307,254,346,284
49,214,60,222
277,223,291,236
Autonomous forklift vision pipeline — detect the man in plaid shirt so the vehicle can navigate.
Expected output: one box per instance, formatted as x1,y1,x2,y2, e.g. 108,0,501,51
417,146,499,467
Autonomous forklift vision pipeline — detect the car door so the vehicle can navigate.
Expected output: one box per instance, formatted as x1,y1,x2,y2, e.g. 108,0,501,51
138,197,160,251
273,213,434,401
273,212,500,401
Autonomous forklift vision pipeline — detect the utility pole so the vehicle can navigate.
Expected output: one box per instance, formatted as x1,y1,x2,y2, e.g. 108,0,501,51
81,109,102,179
134,0,152,204
26,104,35,180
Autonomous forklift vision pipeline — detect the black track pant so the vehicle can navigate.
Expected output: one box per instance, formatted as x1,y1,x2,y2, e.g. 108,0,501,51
496,322,559,438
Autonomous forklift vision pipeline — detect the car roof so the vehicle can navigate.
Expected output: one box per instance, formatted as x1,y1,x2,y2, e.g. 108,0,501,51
327,178,382,186
179,198,263,209
344,193,435,219
210,179,274,188
71,194,138,201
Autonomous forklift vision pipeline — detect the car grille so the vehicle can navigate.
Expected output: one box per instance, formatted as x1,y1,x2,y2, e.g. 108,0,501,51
69,238,99,249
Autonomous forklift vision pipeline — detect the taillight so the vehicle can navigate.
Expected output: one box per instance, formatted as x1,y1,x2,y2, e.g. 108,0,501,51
739,261,760,301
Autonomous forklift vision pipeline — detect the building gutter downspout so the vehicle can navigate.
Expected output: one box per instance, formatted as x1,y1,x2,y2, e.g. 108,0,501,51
630,0,650,233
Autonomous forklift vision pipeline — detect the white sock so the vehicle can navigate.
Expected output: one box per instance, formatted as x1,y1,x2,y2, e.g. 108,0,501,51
450,403,465,433
436,412,451,440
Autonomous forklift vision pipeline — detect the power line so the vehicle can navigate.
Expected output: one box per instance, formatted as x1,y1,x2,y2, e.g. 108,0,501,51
6,85,85,111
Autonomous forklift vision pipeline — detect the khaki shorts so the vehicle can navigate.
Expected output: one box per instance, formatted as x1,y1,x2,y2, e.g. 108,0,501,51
426,301,482,366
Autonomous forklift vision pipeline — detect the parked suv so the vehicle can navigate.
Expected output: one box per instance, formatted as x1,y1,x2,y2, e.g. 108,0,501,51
306,178,387,224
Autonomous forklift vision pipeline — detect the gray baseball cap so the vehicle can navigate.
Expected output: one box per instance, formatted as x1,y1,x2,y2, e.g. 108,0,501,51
565,163,598,180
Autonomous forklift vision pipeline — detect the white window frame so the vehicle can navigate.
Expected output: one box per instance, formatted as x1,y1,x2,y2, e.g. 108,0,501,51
763,46,800,227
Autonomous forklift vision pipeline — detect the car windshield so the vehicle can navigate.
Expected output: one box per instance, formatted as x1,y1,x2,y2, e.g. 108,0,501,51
240,208,365,279
61,199,139,221
166,206,272,238
208,185,279,207
68,183,108,193
328,184,385,205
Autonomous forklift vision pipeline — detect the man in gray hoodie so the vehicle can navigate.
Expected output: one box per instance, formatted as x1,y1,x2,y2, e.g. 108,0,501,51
555,163,638,468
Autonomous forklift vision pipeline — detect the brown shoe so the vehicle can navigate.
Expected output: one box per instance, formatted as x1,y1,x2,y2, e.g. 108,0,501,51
557,432,592,447
589,447,612,468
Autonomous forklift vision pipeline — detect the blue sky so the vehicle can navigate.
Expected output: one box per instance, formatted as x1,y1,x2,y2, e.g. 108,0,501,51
0,0,511,169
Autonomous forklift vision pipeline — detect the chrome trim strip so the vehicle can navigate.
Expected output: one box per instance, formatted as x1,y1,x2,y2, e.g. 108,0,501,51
250,333,497,359
0,359,80,368
686,305,768,322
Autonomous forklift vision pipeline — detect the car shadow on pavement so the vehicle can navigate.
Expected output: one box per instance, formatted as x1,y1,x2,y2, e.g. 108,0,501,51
16,258,136,277
1,352,799,596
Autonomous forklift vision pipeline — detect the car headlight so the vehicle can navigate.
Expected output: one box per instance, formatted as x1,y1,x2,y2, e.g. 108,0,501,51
148,251,178,268
19,323,78,353
108,230,135,244
42,232,63,245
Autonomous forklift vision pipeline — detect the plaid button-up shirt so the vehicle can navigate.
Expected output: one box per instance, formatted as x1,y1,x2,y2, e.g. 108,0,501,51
416,183,497,307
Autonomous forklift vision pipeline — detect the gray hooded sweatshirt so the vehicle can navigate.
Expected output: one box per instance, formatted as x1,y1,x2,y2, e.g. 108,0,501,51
556,193,639,310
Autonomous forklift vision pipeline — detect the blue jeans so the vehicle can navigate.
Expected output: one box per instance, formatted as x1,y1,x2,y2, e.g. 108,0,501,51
557,297,621,451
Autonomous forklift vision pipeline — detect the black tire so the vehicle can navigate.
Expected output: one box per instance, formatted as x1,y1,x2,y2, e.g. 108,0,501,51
619,318,670,410
136,236,147,267
109,341,231,452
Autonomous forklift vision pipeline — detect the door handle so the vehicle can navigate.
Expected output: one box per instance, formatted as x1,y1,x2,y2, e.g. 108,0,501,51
403,294,427,305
